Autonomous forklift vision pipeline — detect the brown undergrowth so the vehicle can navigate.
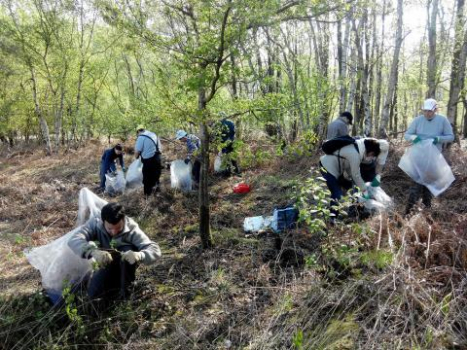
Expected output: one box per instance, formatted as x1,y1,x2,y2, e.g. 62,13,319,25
0,139,466,349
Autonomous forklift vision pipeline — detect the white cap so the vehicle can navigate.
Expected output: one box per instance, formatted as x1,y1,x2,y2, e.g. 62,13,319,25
175,130,188,140
423,98,438,111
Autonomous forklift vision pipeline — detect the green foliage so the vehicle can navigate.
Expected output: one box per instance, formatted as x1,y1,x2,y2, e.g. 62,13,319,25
62,282,84,332
295,173,334,235
278,131,320,159
360,250,393,270
292,329,304,349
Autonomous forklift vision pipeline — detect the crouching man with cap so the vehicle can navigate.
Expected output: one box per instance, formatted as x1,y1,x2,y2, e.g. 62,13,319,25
68,202,161,299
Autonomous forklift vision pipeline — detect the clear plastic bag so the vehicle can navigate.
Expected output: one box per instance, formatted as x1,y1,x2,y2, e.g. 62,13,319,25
25,188,107,296
105,170,126,195
170,160,192,192
398,140,455,196
214,152,225,173
365,185,393,212
126,159,143,189
243,216,274,232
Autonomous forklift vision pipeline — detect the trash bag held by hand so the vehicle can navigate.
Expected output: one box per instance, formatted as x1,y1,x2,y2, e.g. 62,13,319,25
105,170,126,195
171,159,192,192
25,188,107,301
126,159,143,189
398,139,455,196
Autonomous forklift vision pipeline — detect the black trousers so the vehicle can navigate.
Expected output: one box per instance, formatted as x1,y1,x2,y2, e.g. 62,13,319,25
405,183,433,214
87,246,137,300
192,159,201,184
142,153,162,195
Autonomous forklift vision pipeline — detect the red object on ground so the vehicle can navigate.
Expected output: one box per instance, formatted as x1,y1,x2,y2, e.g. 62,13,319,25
233,183,251,194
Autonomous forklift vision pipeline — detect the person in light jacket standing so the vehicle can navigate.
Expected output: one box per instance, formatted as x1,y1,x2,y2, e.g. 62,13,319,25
135,126,163,196
404,98,454,214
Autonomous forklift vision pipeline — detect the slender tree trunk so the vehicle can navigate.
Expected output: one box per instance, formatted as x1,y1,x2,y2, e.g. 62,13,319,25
426,0,439,98
198,86,213,249
30,66,52,155
463,98,467,137
374,0,386,133
337,13,351,112
447,0,467,136
379,0,404,138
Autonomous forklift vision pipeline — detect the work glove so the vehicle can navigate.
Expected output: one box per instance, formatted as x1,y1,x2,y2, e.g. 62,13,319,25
432,137,440,145
184,158,191,165
371,174,381,187
410,135,421,144
362,187,371,200
122,166,127,172
122,250,144,265
91,250,113,266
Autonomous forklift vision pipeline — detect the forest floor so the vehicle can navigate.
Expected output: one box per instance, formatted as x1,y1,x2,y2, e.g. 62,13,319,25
1,138,467,349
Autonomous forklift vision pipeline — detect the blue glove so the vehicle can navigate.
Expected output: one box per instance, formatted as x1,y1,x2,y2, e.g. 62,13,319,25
184,158,190,165
122,167,127,172
432,137,440,145
371,175,381,187
411,135,421,144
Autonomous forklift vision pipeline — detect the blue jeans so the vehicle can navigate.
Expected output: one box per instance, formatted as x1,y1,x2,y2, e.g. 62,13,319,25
320,166,343,204
100,162,117,189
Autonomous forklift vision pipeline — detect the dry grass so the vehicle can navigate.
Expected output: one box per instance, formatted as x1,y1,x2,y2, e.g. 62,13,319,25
0,139,467,349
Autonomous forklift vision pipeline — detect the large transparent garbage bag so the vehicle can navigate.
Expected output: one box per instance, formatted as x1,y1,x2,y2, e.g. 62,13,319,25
398,139,455,196
25,188,107,301
365,185,393,212
171,159,192,192
126,158,143,189
105,169,126,195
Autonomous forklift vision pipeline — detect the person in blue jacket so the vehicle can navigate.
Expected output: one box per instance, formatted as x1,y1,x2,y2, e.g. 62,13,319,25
100,144,125,191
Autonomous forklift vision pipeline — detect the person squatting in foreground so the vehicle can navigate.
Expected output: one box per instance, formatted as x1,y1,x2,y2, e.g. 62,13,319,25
68,202,161,299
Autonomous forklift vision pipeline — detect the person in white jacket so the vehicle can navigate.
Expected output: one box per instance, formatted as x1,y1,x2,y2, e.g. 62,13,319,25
319,138,388,211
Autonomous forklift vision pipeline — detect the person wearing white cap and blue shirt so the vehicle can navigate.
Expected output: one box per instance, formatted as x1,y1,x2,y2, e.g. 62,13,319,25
175,130,201,185
135,125,163,196
404,98,454,213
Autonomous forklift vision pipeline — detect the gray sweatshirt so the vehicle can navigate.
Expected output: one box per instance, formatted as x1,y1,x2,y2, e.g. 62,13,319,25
326,117,350,140
404,114,454,151
68,217,161,265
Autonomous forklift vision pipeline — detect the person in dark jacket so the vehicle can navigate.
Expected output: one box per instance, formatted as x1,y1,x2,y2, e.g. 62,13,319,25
68,202,161,299
100,144,125,191
217,115,240,175
326,111,353,140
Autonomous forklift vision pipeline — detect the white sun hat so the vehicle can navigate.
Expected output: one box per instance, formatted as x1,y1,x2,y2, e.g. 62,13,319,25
175,130,188,140
422,98,438,111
